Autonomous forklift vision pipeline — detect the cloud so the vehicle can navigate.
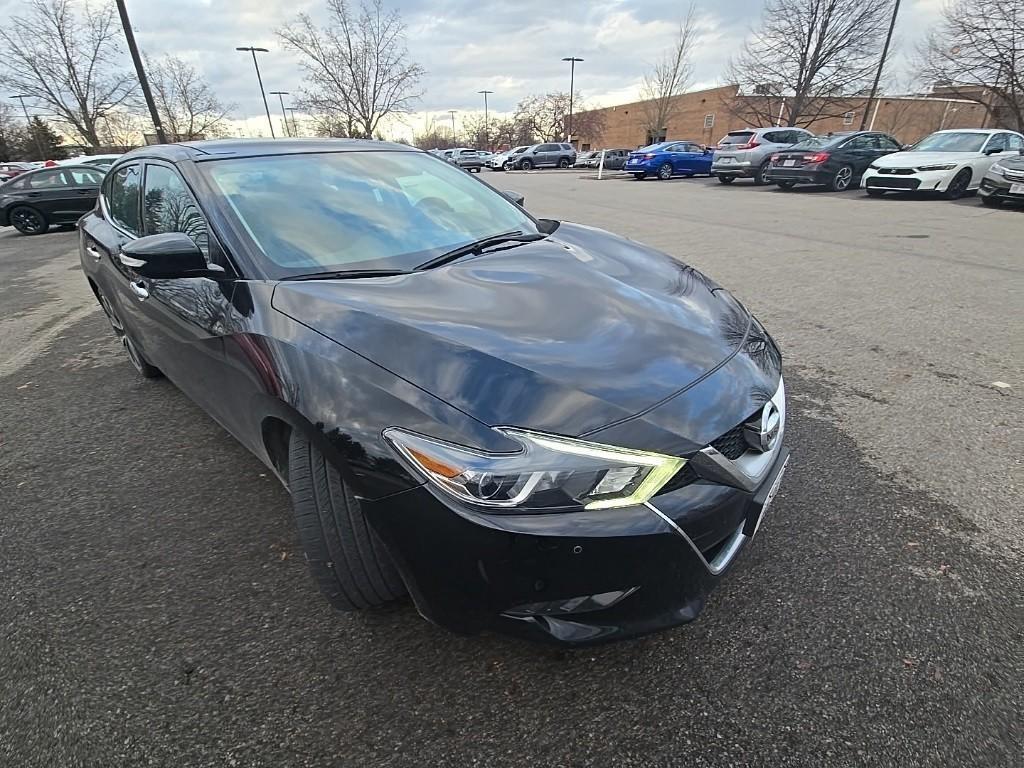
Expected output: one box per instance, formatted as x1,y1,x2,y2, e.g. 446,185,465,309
0,0,937,141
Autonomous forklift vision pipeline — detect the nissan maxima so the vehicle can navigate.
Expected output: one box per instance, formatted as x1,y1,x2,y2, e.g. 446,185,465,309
78,140,788,646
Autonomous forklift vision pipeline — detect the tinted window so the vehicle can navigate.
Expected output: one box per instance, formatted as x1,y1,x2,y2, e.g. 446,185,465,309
877,135,902,151
762,131,789,143
789,136,831,150
914,132,987,152
845,136,875,150
985,133,1010,152
107,164,142,234
1008,134,1024,151
720,132,754,145
539,144,558,152
68,168,104,185
143,164,209,257
27,170,69,189
204,150,537,277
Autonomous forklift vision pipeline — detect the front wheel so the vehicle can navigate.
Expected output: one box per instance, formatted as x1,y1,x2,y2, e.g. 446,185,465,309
288,434,406,611
9,206,48,235
717,175,735,185
503,161,514,171
831,165,854,192
944,168,972,200
519,159,533,171
657,163,673,180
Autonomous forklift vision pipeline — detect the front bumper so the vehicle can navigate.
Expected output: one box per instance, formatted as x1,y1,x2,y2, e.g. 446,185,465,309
979,174,1024,201
861,167,953,192
363,380,790,646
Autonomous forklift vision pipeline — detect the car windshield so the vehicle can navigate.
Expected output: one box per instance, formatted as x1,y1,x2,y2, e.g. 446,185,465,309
789,136,836,150
203,150,537,277
510,146,529,155
579,151,596,159
912,132,987,152
719,132,754,145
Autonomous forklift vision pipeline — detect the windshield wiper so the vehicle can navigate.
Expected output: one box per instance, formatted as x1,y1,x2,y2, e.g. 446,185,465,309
282,269,414,281
417,231,547,270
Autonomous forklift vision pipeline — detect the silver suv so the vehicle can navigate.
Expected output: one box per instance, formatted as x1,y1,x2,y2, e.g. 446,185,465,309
506,142,576,170
712,127,814,184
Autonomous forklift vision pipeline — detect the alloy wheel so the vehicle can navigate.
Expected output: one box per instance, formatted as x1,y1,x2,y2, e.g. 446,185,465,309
832,166,853,191
10,207,45,235
97,291,146,374
520,159,533,171
945,168,971,199
658,163,672,180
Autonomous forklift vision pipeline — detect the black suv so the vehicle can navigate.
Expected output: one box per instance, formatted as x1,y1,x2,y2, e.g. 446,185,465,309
506,143,577,170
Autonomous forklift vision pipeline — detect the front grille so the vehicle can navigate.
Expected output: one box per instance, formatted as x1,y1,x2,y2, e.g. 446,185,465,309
1004,170,1024,182
867,177,920,190
710,423,749,460
877,167,916,175
657,463,698,495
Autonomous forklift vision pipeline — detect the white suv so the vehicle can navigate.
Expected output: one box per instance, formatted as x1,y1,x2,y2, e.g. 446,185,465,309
712,127,814,185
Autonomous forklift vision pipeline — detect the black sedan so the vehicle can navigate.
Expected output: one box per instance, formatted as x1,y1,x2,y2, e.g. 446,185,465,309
1,165,104,234
78,140,788,646
765,131,903,191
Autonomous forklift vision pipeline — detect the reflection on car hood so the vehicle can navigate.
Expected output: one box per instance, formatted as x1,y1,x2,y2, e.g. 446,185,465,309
873,150,981,168
271,223,777,438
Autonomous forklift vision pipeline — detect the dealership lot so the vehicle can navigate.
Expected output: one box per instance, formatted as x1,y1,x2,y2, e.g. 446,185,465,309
1,176,1021,766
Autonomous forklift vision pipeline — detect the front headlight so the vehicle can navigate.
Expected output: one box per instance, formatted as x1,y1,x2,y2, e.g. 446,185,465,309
916,163,957,172
384,427,685,512
988,163,1007,176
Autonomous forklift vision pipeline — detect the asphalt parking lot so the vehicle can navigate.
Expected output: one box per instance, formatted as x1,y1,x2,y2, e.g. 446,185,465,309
1,174,1021,767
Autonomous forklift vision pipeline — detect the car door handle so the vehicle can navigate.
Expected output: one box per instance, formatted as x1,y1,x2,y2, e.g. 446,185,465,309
26,191,42,197
129,280,150,300
86,244,103,262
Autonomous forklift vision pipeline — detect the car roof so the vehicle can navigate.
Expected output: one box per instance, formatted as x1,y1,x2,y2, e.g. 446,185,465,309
116,138,416,164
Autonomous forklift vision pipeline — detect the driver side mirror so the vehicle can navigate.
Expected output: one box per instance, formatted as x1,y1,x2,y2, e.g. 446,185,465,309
501,190,525,206
901,144,914,151
984,146,1003,155
119,232,210,279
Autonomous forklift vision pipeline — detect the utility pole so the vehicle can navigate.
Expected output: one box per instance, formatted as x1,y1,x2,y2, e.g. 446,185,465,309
269,91,290,137
561,57,584,142
477,90,493,149
860,0,901,131
114,0,167,144
236,46,275,138
287,107,300,137
448,110,457,144
10,95,46,158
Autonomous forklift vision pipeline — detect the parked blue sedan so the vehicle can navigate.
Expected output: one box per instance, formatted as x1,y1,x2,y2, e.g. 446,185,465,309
624,141,714,180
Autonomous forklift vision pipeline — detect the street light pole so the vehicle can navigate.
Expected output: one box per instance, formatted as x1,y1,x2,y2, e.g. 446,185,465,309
10,95,46,158
236,46,275,138
561,57,584,143
859,0,901,131
477,90,493,149
448,110,457,144
269,91,290,137
115,0,167,144
287,107,300,137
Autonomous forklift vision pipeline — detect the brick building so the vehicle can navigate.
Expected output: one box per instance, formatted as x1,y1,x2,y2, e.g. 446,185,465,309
572,84,992,151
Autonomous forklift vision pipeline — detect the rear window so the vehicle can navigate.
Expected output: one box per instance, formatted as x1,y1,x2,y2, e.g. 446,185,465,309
788,136,832,150
719,132,754,145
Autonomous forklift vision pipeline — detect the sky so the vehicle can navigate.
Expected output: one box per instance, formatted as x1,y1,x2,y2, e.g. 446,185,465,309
1,0,948,141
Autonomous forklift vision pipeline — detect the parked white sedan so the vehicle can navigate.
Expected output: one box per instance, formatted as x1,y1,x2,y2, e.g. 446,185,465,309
861,129,1024,199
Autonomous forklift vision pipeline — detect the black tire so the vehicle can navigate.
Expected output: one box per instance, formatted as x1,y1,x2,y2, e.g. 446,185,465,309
980,195,1003,207
944,168,972,199
519,158,533,171
288,434,406,611
9,205,48,235
776,181,796,190
502,161,513,171
865,188,886,197
753,160,771,185
657,163,673,180
95,287,162,378
717,175,735,185
558,157,570,168
831,165,854,192
633,173,647,180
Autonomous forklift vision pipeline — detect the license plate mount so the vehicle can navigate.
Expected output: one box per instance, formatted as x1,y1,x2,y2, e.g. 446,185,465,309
1010,182,1024,195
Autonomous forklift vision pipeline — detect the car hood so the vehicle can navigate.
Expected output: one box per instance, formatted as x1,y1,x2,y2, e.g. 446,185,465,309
271,223,773,438
873,150,980,168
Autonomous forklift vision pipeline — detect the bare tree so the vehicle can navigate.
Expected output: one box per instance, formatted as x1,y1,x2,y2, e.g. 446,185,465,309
278,0,425,139
514,92,605,142
0,0,136,147
919,0,1024,132
100,109,144,150
639,5,699,142
726,0,893,127
148,55,232,141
